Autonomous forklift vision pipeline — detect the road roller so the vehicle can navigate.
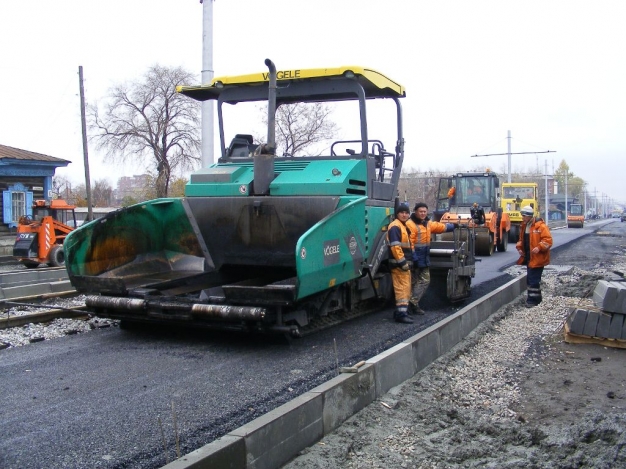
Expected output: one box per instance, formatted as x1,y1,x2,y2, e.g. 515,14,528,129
567,203,585,228
501,182,540,242
435,170,511,256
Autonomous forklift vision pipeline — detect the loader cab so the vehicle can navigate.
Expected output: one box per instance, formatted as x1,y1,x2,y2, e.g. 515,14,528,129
31,199,77,226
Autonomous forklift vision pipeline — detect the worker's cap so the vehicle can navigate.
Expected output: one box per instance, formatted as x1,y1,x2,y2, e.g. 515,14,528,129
520,206,534,216
396,203,410,214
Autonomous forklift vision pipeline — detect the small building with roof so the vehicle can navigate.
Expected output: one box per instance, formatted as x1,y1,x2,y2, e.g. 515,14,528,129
0,143,71,235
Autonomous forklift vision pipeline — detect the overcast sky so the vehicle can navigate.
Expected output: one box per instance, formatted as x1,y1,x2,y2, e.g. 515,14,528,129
1,0,624,206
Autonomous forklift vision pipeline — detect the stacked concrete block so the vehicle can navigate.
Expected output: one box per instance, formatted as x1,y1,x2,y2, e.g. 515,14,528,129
593,280,626,314
566,280,626,342
567,307,626,340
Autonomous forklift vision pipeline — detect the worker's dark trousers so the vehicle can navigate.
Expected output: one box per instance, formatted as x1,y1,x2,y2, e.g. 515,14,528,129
526,266,544,305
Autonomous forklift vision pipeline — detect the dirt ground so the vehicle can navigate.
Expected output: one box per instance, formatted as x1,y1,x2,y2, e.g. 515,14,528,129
283,224,626,469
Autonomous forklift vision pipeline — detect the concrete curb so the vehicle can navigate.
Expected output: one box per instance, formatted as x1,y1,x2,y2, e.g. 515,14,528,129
161,274,526,469
0,269,74,301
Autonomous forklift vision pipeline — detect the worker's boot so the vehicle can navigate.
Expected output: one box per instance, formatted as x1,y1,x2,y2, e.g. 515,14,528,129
394,309,414,324
526,286,542,307
408,302,425,315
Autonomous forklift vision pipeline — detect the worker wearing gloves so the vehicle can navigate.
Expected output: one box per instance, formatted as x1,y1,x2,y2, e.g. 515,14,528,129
516,205,553,307
406,202,455,314
387,203,414,324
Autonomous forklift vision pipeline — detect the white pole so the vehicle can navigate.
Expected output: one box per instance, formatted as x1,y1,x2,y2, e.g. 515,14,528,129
544,160,550,226
507,130,511,183
201,0,215,167
565,171,569,221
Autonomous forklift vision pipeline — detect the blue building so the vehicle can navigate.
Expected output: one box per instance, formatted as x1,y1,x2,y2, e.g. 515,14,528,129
0,143,70,234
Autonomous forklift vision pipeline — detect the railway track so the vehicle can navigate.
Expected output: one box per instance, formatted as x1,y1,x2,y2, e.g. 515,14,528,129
0,300,88,329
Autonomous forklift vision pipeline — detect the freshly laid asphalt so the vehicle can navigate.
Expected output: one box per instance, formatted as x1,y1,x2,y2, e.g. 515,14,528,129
0,219,609,469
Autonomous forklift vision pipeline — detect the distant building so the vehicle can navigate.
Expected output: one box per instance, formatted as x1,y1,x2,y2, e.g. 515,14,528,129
114,174,152,204
0,144,70,233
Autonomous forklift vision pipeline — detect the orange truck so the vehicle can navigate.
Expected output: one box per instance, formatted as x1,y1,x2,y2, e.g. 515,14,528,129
13,199,77,267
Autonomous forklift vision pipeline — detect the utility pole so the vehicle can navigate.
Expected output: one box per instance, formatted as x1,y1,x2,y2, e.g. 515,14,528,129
470,132,555,182
565,172,568,218
544,160,550,227
507,130,511,183
201,0,215,167
78,66,93,222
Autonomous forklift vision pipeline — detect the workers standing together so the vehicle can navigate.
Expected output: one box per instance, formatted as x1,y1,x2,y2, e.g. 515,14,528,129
387,202,455,323
516,205,553,307
406,203,455,314
387,200,551,323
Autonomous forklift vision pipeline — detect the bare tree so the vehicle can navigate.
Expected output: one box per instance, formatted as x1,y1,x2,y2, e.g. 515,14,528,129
259,103,338,156
89,65,201,197
71,184,88,207
52,175,72,200
92,179,113,207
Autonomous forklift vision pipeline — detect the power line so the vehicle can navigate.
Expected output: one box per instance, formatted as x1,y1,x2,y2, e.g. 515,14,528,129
470,151,556,157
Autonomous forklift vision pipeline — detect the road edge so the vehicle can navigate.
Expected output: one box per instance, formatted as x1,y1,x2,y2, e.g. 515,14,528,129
161,274,526,469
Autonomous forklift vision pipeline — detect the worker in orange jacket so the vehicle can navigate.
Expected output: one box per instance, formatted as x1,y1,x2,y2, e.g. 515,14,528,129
386,203,414,324
516,206,553,307
406,202,454,314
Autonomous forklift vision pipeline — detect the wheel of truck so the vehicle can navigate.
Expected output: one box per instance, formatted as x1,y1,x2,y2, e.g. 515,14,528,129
496,231,508,252
48,244,65,267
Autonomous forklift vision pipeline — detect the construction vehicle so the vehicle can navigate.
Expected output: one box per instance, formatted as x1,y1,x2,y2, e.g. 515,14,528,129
13,199,77,268
567,203,584,228
63,60,475,337
501,182,540,241
429,224,476,302
435,170,511,256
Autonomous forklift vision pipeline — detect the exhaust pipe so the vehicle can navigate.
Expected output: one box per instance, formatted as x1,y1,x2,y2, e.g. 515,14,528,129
253,58,277,195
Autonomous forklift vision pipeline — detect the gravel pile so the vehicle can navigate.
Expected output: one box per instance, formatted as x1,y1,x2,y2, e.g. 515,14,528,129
284,260,626,468
0,295,117,348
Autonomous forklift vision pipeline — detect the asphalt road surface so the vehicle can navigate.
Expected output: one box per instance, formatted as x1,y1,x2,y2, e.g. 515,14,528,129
0,219,610,469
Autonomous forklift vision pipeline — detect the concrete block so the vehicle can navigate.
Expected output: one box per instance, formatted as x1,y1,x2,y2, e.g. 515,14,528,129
567,308,588,336
593,280,623,312
596,312,612,338
439,314,463,354
582,310,600,337
160,435,245,469
460,300,483,334
49,280,75,294
608,313,624,339
309,364,376,435
406,327,440,373
618,286,626,315
228,392,322,469
367,342,414,397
